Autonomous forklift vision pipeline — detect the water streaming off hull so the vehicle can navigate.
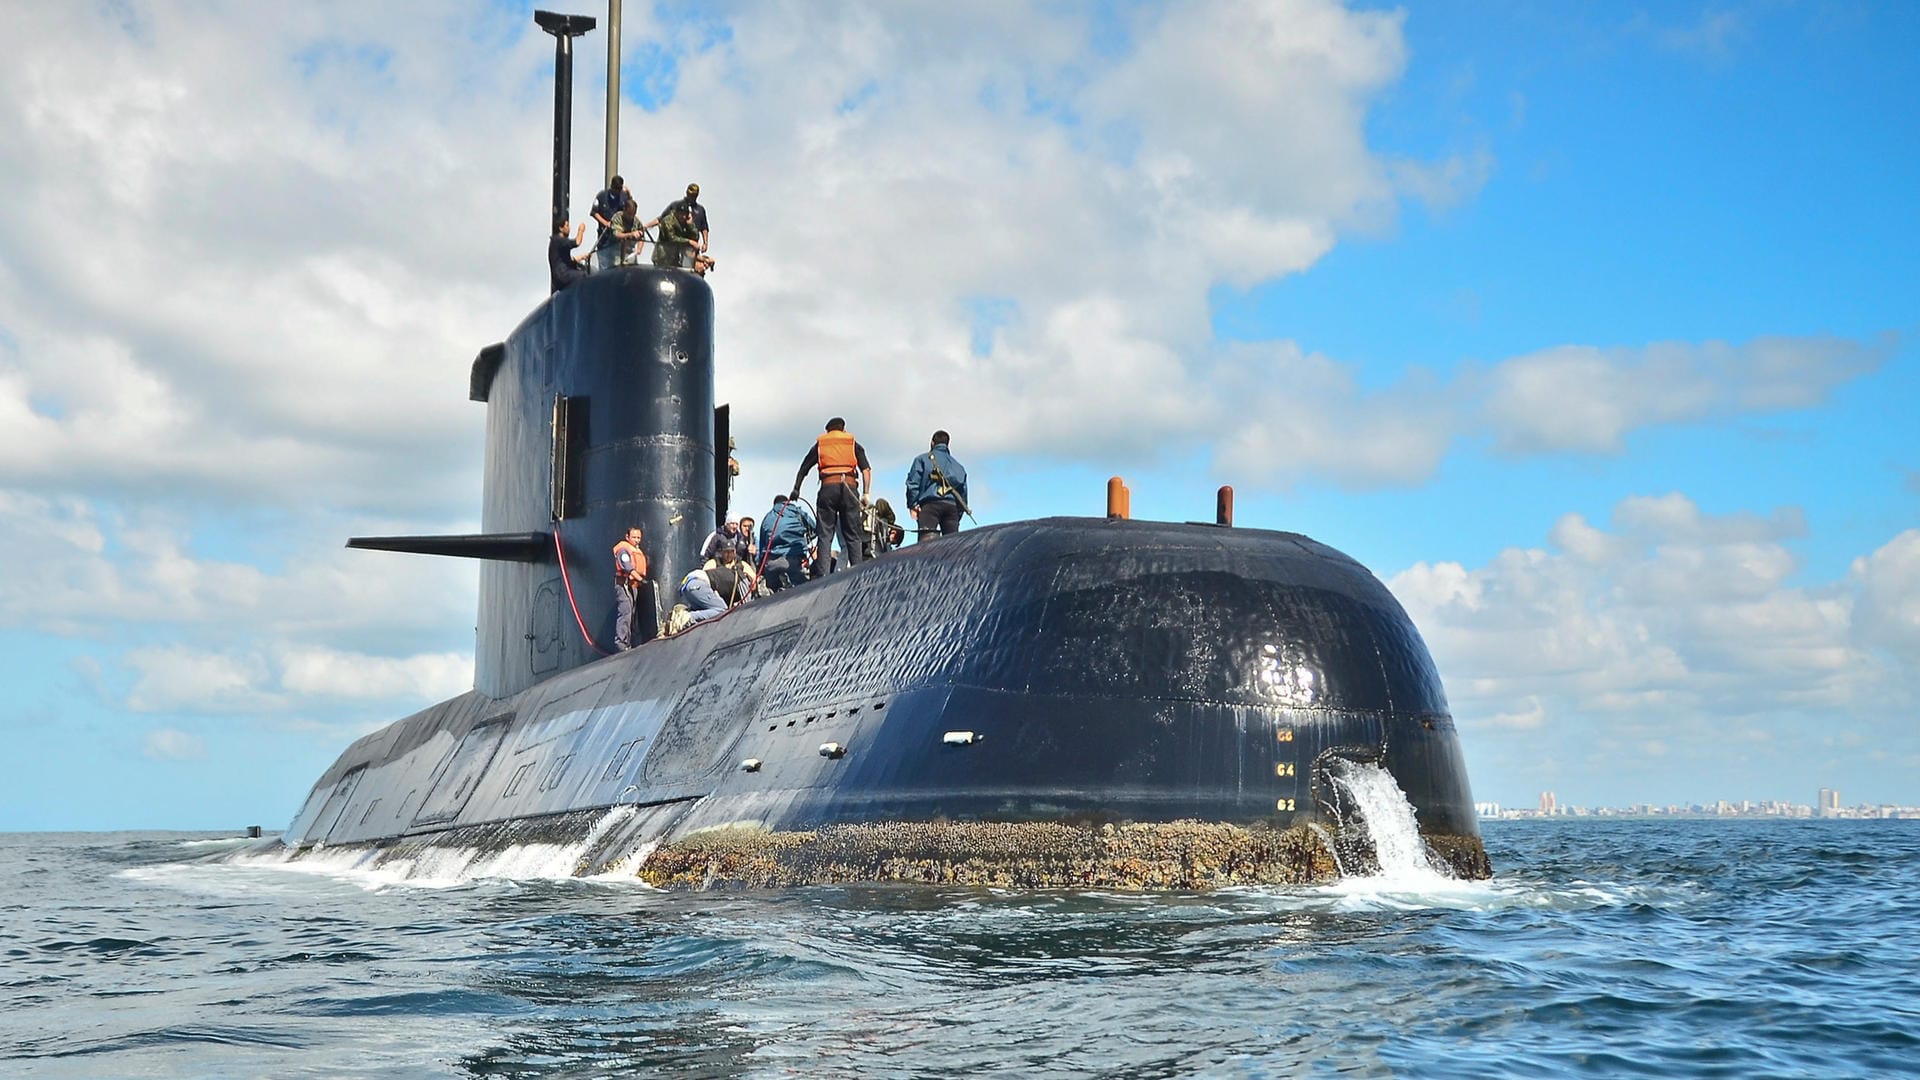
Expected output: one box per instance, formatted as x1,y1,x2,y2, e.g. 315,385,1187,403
1316,760,1453,882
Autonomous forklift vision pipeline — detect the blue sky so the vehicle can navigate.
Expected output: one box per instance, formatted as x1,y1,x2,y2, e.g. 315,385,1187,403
0,1,1914,830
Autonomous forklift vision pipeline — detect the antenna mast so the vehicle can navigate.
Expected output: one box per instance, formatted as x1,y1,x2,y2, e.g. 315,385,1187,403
605,0,621,185
534,10,597,232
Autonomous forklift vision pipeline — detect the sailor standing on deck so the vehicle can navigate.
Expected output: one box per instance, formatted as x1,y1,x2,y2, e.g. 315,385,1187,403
792,417,872,575
663,182,709,258
905,430,969,540
589,175,629,273
611,526,648,651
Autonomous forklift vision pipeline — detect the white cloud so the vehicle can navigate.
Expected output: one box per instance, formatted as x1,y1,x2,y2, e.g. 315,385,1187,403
1199,332,1888,492
1484,696,1547,731
1389,493,1910,738
0,4,525,512
1629,9,1751,62
1211,341,1457,488
142,727,206,761
278,645,470,702
1478,337,1886,456
1852,529,1920,663
124,642,471,716
1388,145,1497,214
127,648,277,714
0,492,472,642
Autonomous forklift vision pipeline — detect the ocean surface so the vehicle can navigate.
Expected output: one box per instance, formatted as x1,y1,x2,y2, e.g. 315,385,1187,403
3,818,1916,1078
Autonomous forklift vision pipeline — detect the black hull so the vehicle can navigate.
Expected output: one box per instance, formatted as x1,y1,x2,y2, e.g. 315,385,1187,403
281,517,1485,884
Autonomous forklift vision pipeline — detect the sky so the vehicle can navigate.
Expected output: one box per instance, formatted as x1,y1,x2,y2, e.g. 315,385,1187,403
0,1,1915,830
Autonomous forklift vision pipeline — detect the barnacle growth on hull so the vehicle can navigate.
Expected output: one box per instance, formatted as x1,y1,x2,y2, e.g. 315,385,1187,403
634,820,1491,890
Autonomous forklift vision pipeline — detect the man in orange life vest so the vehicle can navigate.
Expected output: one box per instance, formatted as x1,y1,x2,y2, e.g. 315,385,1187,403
791,417,873,575
612,526,649,650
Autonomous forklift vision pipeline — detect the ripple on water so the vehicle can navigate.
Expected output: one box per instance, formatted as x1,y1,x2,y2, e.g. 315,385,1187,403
2,822,1917,1079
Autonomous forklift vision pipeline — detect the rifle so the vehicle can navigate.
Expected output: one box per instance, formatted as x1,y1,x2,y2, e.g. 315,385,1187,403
928,461,976,523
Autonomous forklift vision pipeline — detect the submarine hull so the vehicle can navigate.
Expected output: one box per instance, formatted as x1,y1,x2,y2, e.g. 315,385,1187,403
274,265,1487,887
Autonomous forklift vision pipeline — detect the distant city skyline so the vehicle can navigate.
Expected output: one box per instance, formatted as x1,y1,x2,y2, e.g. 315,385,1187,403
1478,788,1920,821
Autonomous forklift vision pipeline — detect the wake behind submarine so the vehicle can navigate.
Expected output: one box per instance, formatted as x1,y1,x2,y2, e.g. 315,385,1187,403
266,12,1488,888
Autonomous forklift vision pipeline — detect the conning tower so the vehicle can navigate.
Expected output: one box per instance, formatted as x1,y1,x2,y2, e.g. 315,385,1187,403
352,269,719,698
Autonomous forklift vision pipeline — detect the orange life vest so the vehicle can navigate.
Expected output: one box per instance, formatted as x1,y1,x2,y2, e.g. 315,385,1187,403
816,430,858,482
612,539,647,583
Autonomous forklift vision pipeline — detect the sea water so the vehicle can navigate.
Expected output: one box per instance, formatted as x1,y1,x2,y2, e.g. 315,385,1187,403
3,814,1916,1078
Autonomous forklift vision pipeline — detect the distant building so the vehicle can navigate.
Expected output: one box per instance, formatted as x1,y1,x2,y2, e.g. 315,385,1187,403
1539,791,1557,814
1819,788,1840,817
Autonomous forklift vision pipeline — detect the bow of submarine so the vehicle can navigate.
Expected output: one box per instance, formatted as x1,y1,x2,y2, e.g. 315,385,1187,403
649,516,1488,880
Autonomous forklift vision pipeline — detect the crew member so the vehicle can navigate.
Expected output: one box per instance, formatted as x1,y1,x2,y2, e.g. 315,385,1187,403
759,493,816,592
679,546,746,626
738,515,759,564
700,519,748,561
611,525,648,650
614,196,646,266
792,417,872,574
589,174,629,273
864,497,903,558
643,202,714,275
703,544,758,606
548,219,589,294
664,182,710,257
905,430,969,540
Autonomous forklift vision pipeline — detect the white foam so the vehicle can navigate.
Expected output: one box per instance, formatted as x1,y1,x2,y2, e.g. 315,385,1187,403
1215,874,1655,914
1326,761,1454,882
199,806,658,891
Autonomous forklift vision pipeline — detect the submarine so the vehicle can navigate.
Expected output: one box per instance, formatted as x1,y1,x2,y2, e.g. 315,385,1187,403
262,9,1489,888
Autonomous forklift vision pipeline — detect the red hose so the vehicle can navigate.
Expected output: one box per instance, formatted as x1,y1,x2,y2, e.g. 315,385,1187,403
753,498,790,583
552,525,613,657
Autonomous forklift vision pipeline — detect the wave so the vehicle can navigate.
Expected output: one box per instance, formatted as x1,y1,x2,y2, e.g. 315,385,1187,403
208,806,659,892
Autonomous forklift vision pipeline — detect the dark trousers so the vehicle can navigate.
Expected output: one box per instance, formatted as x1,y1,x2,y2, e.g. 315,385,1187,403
614,581,638,650
815,483,865,571
763,554,807,592
915,500,962,540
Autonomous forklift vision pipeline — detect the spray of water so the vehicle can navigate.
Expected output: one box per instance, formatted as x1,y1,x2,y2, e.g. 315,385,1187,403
1315,760,1453,883
220,805,654,889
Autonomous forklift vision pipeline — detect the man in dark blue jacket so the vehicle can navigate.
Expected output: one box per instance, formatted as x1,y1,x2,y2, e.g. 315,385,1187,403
905,430,969,541
589,174,629,273
758,494,817,591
